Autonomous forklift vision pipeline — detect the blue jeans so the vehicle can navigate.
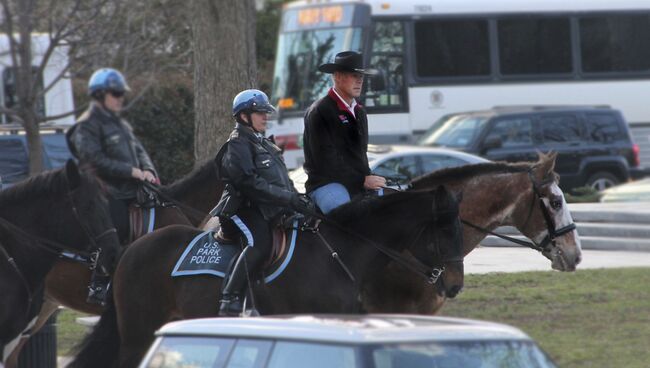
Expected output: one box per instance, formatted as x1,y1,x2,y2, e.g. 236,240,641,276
308,183,351,215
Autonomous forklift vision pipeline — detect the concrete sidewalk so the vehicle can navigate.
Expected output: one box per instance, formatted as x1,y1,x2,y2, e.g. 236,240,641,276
466,247,650,274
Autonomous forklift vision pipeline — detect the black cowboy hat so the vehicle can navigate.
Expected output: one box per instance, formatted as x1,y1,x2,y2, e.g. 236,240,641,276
318,51,378,75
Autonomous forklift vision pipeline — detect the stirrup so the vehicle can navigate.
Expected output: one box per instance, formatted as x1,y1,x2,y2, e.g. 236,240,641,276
218,295,244,317
86,283,109,306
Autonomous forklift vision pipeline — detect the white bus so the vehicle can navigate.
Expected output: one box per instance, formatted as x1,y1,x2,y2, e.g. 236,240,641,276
268,0,650,169
0,34,75,126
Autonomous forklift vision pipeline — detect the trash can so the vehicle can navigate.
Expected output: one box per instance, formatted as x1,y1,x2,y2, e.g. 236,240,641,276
18,311,59,368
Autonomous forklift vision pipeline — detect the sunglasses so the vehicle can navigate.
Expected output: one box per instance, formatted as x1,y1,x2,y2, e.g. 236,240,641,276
109,91,125,98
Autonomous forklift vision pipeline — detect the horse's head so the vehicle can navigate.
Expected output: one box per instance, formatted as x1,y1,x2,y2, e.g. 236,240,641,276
514,152,582,271
408,185,464,299
63,160,120,253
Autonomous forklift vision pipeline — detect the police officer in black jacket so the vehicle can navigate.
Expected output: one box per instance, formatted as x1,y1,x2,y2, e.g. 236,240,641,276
212,89,314,317
303,51,386,214
68,68,158,304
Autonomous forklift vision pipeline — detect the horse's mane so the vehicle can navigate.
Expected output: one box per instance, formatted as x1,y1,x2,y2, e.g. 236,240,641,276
328,190,433,225
0,167,70,206
412,161,531,187
161,160,217,198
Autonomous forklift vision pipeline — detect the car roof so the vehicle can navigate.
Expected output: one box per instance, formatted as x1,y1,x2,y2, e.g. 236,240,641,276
366,144,489,164
444,105,615,119
156,314,531,344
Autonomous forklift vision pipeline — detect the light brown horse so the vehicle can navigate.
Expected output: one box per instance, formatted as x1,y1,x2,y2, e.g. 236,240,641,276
5,161,222,368
362,152,582,314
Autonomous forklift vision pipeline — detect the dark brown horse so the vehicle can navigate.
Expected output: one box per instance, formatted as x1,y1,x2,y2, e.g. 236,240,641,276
363,152,582,314
69,186,464,368
5,161,222,367
0,160,120,365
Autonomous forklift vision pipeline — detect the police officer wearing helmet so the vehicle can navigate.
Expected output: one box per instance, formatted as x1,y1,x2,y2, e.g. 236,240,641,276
212,89,314,317
67,68,158,304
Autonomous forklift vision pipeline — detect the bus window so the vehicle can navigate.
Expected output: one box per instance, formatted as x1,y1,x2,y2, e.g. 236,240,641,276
498,17,572,75
414,19,490,78
579,14,650,73
365,21,406,111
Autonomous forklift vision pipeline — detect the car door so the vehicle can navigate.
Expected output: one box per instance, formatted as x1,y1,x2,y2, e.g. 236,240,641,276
480,115,538,163
0,137,29,185
537,113,584,181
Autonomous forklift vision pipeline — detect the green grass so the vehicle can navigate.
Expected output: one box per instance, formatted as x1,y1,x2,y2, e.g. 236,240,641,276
439,268,650,368
57,309,90,356
56,268,650,367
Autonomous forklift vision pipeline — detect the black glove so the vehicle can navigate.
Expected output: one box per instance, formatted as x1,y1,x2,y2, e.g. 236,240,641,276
290,194,316,215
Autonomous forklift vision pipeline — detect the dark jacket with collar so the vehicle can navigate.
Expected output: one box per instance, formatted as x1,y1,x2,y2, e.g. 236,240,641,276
303,88,371,195
68,104,157,199
213,123,298,221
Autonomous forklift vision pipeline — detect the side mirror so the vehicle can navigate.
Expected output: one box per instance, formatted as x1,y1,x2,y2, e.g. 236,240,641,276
482,136,502,153
369,72,386,92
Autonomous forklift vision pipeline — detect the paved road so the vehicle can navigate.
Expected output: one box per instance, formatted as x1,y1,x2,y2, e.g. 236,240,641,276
466,247,650,274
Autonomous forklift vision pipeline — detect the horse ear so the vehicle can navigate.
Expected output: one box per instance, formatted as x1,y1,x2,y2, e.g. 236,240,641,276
533,151,557,182
65,159,81,189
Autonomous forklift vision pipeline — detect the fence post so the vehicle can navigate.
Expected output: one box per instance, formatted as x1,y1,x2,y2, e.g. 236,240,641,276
18,310,59,368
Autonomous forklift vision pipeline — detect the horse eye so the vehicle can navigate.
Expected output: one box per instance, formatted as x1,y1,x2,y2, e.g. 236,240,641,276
550,199,563,210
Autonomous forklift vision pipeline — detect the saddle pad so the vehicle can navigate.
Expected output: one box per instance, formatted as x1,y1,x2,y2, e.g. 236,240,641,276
170,220,300,282
171,231,239,278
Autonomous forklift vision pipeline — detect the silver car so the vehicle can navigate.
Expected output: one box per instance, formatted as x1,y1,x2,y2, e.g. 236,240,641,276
139,314,557,368
290,144,489,193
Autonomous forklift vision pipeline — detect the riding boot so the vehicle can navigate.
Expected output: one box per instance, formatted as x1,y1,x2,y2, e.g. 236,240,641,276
218,248,251,317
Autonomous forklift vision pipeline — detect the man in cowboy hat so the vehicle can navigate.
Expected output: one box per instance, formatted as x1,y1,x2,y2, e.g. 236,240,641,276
302,51,386,214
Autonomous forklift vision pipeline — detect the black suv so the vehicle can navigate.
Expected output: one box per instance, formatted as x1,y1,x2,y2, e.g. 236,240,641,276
0,125,73,188
418,106,643,191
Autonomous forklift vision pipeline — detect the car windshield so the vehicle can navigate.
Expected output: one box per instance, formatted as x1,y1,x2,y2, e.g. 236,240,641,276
368,340,557,368
270,27,363,112
418,114,488,148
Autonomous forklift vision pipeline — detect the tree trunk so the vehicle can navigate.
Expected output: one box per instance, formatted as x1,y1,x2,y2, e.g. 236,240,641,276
16,0,45,174
191,0,257,164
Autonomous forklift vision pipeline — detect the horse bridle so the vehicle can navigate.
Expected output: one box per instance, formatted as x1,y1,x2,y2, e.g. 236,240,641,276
461,169,576,253
0,177,118,316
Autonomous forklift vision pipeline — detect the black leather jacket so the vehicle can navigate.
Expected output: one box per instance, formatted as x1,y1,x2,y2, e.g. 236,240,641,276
212,124,298,220
68,104,157,199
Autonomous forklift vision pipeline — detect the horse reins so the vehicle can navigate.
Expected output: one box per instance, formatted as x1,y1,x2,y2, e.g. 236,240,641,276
0,237,34,308
142,181,211,222
461,169,576,253
303,206,453,285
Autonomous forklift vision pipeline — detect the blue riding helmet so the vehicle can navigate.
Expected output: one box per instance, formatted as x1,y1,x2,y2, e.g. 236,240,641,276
88,68,131,95
232,89,276,117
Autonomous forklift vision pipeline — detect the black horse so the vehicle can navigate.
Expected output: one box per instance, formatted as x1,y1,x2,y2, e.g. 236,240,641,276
0,160,120,364
70,185,464,368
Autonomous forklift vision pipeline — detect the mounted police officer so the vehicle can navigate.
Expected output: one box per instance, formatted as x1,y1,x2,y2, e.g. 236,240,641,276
303,51,386,214
67,68,158,304
212,89,314,317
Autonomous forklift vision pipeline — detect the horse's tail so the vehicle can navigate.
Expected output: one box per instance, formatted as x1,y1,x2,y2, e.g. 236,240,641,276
67,292,120,368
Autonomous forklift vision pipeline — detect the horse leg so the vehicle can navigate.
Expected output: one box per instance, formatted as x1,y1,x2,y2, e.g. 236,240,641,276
0,262,31,367
4,301,58,368
113,226,199,367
